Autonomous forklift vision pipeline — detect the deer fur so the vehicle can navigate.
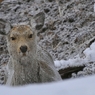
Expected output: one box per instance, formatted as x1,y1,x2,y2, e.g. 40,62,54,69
0,13,62,86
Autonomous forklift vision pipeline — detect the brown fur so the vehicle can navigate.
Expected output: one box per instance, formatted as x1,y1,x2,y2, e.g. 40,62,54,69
0,0,3,3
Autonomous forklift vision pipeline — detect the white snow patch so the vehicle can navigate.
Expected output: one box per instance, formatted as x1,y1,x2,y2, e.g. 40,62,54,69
0,75,95,95
2,0,17,2
94,0,95,12
54,41,95,70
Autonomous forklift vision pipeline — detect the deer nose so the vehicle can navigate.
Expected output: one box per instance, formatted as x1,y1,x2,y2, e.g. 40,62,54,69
20,45,27,53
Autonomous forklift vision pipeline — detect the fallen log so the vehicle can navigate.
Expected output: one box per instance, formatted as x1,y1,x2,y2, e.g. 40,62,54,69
58,66,85,79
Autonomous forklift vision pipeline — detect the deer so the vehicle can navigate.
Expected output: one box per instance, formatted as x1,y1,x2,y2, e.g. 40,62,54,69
0,12,62,86
0,0,3,3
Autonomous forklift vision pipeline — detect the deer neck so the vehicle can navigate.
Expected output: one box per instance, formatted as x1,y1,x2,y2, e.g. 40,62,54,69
10,52,40,85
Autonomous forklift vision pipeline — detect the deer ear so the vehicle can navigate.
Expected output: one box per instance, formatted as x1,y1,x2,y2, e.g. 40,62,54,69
0,19,11,35
30,12,45,30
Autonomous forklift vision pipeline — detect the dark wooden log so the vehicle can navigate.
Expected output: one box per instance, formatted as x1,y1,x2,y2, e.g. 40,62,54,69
58,66,85,79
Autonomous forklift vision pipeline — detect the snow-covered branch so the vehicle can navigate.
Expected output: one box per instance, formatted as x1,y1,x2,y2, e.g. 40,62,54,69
54,42,95,71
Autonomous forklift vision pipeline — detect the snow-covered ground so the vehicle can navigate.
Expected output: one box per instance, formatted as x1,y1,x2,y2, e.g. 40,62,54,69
0,75,95,95
54,41,95,71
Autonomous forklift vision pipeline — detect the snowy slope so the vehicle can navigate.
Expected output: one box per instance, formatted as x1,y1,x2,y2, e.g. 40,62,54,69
0,75,95,95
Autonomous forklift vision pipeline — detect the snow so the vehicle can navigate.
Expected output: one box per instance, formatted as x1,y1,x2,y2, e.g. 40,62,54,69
54,41,95,70
94,0,95,12
2,0,17,2
0,75,95,95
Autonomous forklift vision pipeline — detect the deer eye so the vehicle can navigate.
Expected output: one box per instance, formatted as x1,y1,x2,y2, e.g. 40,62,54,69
28,34,33,38
11,37,16,40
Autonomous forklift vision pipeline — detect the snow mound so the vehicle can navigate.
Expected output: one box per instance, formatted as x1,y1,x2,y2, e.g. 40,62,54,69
0,75,95,95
